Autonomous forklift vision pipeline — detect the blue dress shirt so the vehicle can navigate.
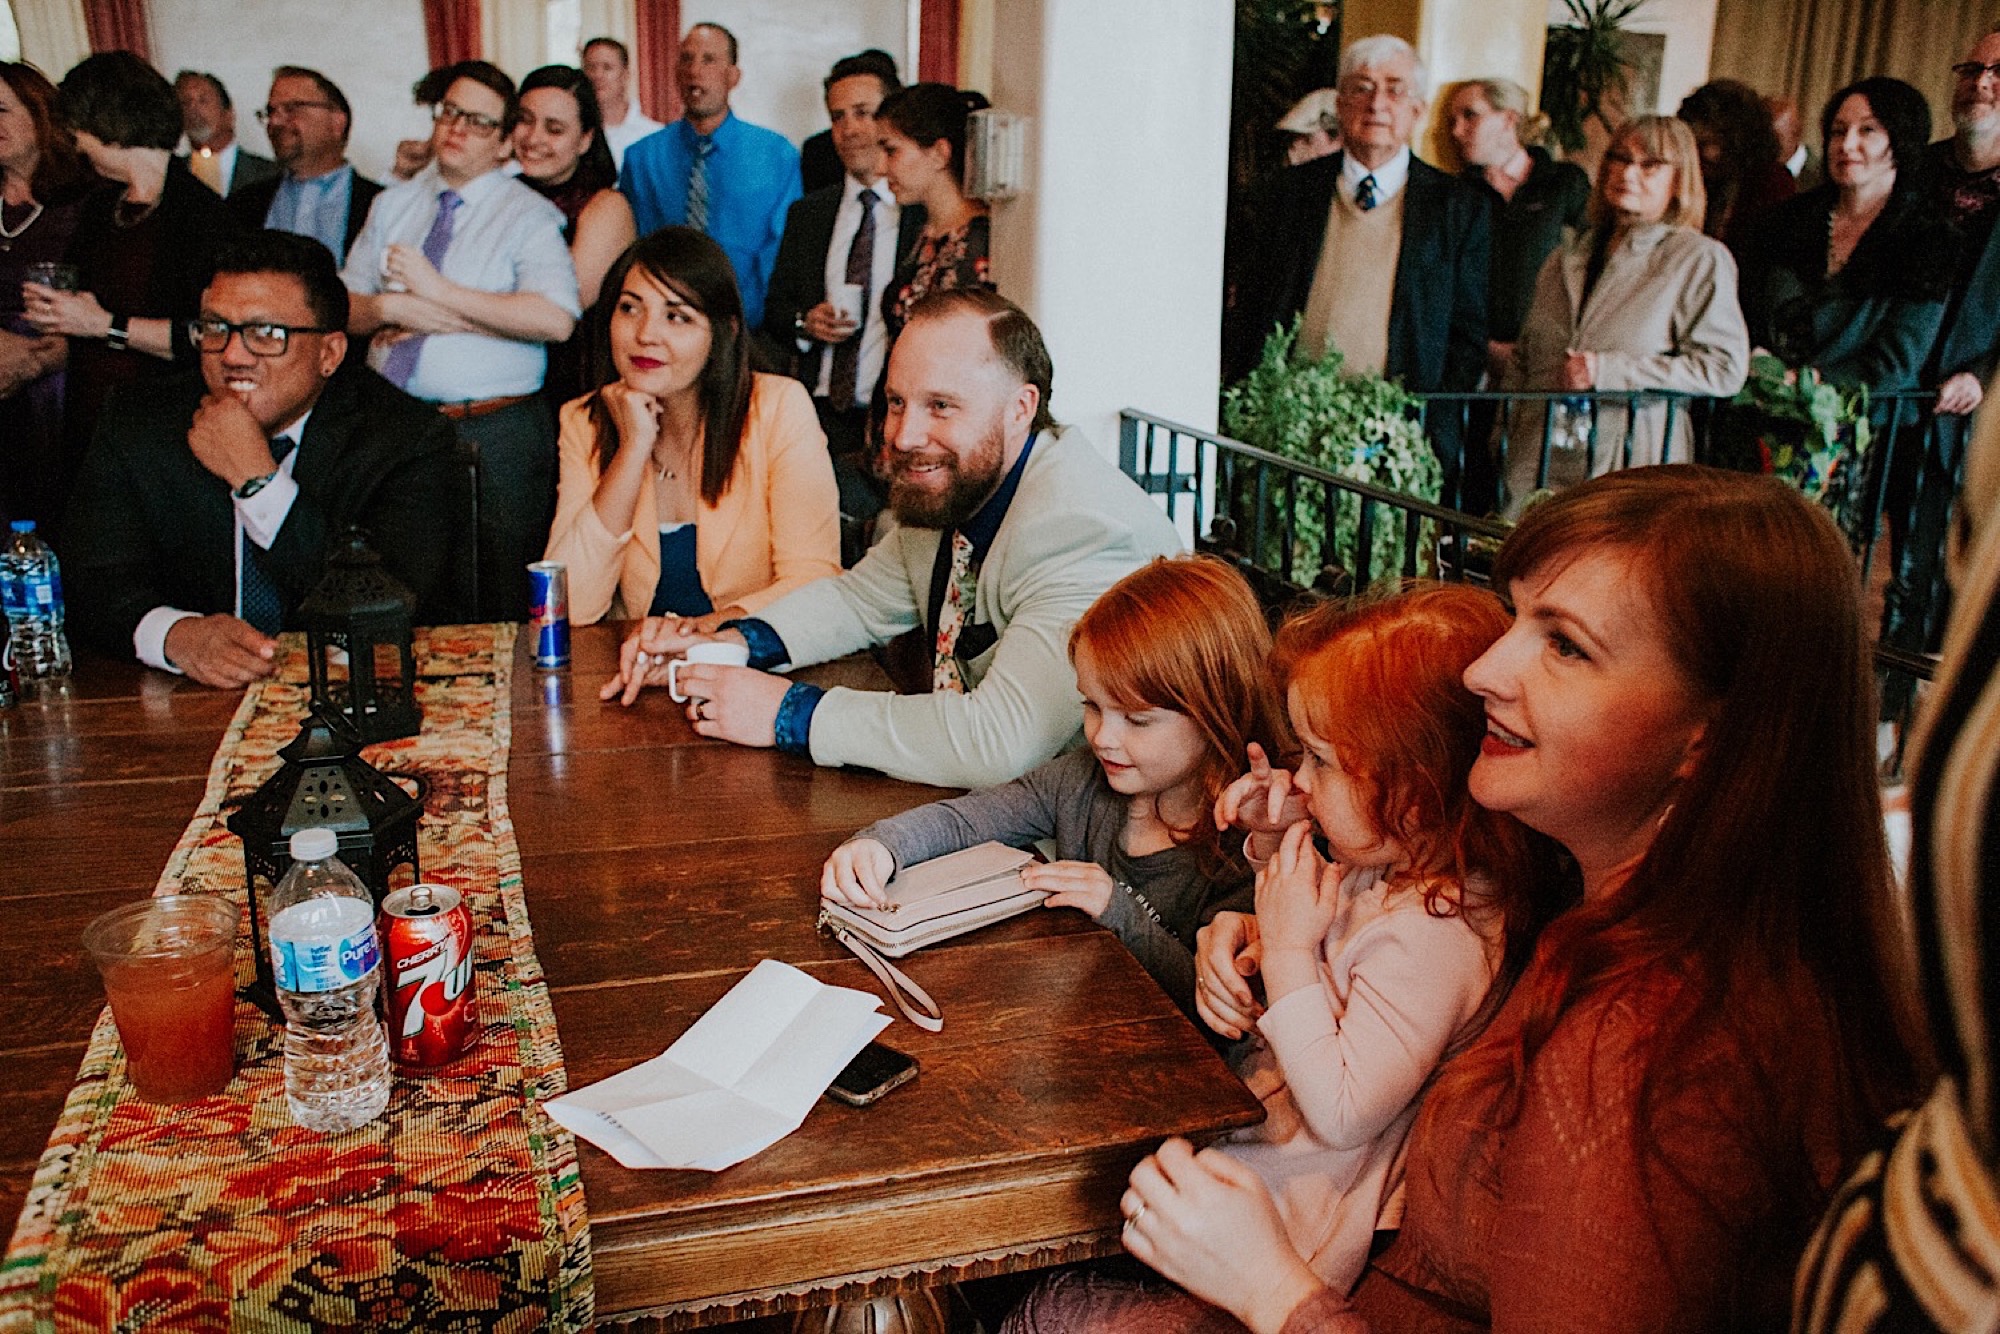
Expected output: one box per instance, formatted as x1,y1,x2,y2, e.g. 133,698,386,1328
619,113,801,328
264,164,355,264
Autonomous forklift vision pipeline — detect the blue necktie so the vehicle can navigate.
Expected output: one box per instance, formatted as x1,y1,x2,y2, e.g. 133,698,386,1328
381,188,461,388
686,137,715,232
239,435,296,635
1356,174,1379,211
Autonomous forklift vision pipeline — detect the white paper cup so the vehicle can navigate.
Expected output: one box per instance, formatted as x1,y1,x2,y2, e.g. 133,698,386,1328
668,640,752,701
831,283,866,328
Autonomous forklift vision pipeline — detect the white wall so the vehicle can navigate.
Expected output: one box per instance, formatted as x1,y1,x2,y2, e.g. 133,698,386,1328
990,0,1234,449
678,0,908,144
151,0,431,182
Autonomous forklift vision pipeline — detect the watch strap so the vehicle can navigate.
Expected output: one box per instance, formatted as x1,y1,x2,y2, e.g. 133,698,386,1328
104,313,130,351
234,471,277,500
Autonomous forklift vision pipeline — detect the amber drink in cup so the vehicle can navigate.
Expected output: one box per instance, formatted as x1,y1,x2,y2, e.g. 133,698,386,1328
83,895,239,1102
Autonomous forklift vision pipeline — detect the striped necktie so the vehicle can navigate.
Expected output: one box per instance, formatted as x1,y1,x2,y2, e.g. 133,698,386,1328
686,137,716,233
828,188,878,412
239,435,297,635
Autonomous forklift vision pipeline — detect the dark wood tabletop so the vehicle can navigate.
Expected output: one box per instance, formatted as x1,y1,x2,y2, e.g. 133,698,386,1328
0,624,1263,1328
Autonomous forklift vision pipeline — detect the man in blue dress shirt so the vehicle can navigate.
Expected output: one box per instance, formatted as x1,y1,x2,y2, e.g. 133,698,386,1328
619,23,800,328
227,67,382,267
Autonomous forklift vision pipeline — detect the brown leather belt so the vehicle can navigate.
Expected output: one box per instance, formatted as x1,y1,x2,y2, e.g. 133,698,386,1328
435,393,536,420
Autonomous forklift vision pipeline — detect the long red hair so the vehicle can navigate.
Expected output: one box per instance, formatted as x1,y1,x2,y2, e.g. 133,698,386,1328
1069,556,1290,877
1275,583,1560,972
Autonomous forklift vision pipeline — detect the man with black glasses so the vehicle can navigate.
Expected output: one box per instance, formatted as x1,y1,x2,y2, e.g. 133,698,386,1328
228,66,382,265
64,232,465,687
341,60,579,621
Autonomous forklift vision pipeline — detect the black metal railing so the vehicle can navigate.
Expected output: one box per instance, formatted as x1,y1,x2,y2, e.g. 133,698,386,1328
1119,405,1944,773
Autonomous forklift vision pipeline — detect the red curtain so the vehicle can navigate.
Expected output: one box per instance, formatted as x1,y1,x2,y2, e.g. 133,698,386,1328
918,0,959,85
422,0,482,68
84,0,152,61
634,0,683,124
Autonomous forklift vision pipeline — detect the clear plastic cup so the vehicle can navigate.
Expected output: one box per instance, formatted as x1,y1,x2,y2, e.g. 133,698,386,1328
82,895,239,1103
22,261,78,291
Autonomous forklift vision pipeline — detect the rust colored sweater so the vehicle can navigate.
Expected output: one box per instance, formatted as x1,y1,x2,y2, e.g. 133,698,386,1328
1283,968,1849,1334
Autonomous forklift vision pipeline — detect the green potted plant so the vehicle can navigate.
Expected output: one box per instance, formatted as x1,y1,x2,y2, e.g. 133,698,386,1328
1726,352,1872,524
1222,320,1442,586
1540,0,1649,155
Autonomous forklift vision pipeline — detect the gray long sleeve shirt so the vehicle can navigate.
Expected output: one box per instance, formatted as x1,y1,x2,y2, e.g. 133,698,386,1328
855,749,1253,1014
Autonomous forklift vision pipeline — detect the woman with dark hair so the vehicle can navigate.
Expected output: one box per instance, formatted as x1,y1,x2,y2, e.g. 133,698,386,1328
21,52,233,513
1502,116,1748,512
1678,77,1796,252
0,61,92,527
543,228,839,626
1102,466,1917,1333
1738,78,1952,408
514,64,636,406
877,83,994,336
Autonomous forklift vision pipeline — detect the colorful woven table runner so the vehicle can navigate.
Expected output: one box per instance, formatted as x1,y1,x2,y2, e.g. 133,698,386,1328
0,624,593,1332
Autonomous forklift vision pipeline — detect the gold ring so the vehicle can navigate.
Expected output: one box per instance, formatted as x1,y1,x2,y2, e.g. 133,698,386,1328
1126,1201,1146,1227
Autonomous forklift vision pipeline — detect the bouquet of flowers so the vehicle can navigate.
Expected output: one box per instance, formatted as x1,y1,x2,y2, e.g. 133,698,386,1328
1727,352,1872,522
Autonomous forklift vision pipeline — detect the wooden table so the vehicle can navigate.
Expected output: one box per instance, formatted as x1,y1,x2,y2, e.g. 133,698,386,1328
0,625,1262,1328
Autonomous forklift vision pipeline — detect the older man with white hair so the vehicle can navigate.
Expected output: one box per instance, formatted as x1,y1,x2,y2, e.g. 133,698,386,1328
1225,34,1490,503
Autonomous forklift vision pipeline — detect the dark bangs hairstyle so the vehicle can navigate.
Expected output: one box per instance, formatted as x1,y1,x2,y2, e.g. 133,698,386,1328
588,228,751,506
58,52,183,151
1068,555,1290,878
518,64,617,197
1427,467,1920,1276
875,82,991,186
0,62,92,204
1820,76,1930,192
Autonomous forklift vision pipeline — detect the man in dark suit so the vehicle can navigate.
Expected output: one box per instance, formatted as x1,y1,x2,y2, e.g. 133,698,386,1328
1224,34,1489,501
175,71,279,197
763,51,925,532
796,49,901,195
228,67,382,266
65,232,465,689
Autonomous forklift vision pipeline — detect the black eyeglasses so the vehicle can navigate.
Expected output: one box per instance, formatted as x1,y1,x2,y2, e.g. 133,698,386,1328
256,100,340,123
433,101,504,136
187,317,336,357
1953,60,2000,82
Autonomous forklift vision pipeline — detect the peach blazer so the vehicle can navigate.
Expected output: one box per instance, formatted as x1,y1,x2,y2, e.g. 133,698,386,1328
544,373,842,625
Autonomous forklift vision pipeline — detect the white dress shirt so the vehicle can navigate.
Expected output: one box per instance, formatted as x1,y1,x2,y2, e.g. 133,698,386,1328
1340,146,1411,207
134,407,314,672
602,106,664,171
340,164,580,402
812,172,901,402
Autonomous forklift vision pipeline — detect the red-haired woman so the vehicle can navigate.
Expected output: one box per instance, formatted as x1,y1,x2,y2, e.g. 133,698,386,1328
0,61,93,528
1100,467,1916,1333
823,554,1290,1011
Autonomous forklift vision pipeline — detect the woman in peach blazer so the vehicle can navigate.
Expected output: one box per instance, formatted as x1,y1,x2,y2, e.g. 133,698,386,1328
545,228,840,625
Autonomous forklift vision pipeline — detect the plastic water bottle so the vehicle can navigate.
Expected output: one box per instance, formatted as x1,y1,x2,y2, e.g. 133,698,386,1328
0,520,72,688
267,828,392,1132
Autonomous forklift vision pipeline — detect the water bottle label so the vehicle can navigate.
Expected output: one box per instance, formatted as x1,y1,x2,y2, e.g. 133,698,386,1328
0,579,22,618
270,897,381,993
26,573,54,612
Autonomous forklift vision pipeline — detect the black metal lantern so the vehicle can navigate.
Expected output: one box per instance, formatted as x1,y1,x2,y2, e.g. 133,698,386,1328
226,704,425,1015
302,529,421,744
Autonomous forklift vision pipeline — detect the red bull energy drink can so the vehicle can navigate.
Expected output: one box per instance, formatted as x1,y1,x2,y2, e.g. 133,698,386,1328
527,561,570,668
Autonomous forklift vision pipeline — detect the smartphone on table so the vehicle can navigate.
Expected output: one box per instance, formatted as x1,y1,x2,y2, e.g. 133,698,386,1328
826,1041,919,1107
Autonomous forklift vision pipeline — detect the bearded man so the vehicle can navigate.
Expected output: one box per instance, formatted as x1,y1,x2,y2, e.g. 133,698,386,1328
600,289,1183,789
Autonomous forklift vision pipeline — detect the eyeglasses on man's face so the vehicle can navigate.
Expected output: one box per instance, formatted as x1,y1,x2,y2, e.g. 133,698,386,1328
187,317,336,357
433,101,504,136
1953,61,2000,83
256,100,338,123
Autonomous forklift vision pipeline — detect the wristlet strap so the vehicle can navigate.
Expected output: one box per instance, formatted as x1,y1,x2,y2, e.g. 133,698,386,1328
820,912,944,1032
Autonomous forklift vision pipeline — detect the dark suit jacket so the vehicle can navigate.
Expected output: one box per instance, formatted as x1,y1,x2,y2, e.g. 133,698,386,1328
226,149,280,197
226,167,384,265
800,130,841,195
1926,140,2000,388
64,366,469,659
1225,151,1490,396
761,183,927,390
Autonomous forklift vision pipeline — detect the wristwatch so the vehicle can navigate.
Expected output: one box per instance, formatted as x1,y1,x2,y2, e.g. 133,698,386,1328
103,313,130,352
234,471,277,500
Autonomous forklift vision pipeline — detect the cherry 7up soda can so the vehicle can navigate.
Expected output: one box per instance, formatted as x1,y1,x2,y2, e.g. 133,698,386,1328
380,884,476,1068
527,561,570,668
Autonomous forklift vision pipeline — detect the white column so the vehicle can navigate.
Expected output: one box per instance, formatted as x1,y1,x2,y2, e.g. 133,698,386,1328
988,0,1235,453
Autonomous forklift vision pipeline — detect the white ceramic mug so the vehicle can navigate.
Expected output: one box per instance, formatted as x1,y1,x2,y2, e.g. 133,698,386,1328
667,639,752,701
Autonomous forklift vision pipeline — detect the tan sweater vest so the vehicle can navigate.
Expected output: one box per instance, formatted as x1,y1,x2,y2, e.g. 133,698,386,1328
1299,189,1405,375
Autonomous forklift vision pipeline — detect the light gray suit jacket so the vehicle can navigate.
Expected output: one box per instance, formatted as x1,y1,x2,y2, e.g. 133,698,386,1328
758,426,1184,788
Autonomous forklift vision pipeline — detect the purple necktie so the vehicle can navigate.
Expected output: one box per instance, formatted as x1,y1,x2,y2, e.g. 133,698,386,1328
382,189,461,389
828,188,877,412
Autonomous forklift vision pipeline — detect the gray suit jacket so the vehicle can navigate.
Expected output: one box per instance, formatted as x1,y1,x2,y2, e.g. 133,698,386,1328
757,426,1184,788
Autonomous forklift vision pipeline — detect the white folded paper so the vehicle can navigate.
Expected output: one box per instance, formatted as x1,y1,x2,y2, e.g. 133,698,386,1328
544,958,891,1171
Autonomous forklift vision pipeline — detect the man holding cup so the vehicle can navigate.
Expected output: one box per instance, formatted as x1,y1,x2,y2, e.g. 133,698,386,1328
762,51,926,533
602,290,1182,791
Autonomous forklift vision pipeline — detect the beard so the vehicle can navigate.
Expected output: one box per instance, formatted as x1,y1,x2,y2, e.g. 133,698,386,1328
1956,98,2000,148
887,420,1008,529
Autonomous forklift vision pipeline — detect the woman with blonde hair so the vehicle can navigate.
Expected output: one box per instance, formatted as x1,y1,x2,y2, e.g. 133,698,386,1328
1501,115,1748,513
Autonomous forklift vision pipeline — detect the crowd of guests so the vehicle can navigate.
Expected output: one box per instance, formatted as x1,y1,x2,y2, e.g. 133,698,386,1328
8,22,2000,1332
1226,28,2000,517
